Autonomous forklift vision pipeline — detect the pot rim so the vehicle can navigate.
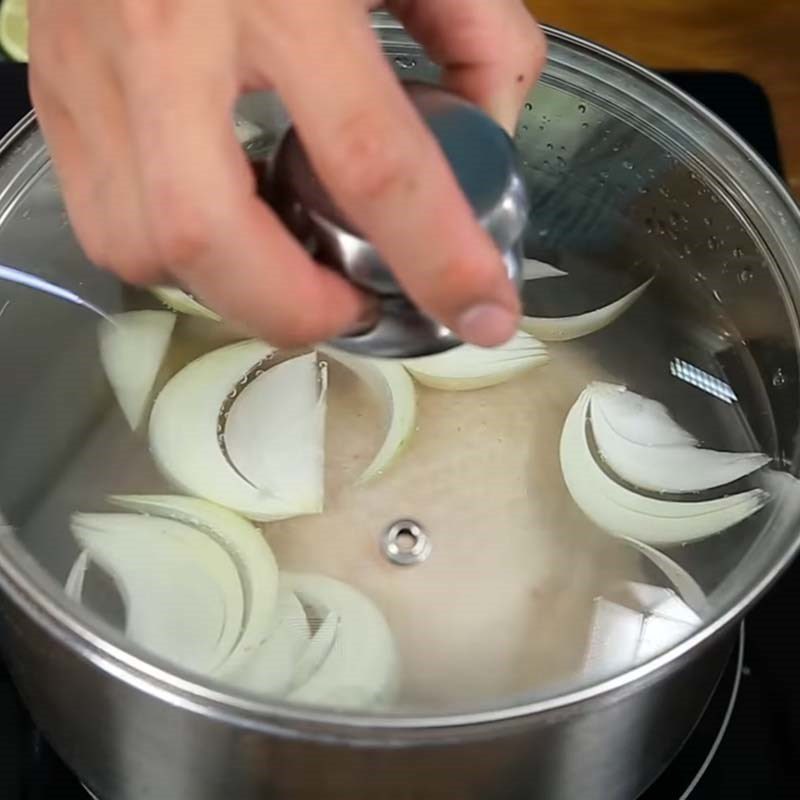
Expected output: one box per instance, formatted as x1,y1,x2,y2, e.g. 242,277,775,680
2,25,800,734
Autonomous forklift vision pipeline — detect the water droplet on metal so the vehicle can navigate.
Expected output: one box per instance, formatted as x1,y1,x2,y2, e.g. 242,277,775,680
733,247,744,258
578,104,587,113
738,267,753,284
622,160,634,170
581,121,589,129
546,142,554,150
772,369,786,388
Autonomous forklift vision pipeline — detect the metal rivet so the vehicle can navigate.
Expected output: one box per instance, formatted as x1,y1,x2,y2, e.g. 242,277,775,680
381,520,431,566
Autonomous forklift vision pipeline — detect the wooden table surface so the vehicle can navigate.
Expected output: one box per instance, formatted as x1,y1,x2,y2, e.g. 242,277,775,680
526,0,800,196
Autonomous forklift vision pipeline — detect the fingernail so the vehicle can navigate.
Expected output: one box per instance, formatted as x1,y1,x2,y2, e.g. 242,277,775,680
457,303,518,347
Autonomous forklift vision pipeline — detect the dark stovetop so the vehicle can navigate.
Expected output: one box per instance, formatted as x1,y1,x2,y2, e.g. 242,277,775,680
0,64,798,799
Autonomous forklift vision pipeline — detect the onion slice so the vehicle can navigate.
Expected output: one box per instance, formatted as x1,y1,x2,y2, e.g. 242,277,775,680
622,537,707,615
324,351,416,483
224,353,327,505
283,573,398,709
560,387,768,545
70,512,244,673
585,544,704,675
98,310,176,430
522,259,568,281
291,611,339,690
224,588,311,696
584,599,645,676
149,340,324,520
585,597,698,674
590,383,770,493
521,277,653,341
149,287,221,321
587,382,698,447
108,494,280,674
402,331,549,392
64,550,90,600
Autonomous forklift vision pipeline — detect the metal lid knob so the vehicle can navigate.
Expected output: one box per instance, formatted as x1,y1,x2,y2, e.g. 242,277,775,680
268,82,529,358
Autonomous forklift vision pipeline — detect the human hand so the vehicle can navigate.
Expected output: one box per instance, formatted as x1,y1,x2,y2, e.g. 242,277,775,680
29,0,544,347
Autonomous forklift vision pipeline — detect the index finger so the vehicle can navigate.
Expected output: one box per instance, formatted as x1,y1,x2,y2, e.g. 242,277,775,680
389,0,546,133
119,32,371,346
264,4,521,348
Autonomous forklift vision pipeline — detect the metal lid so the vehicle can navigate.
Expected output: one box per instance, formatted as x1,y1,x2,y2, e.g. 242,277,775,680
268,82,529,358
1,26,800,728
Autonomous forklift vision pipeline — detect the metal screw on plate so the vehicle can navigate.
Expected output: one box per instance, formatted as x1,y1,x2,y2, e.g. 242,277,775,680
381,520,432,566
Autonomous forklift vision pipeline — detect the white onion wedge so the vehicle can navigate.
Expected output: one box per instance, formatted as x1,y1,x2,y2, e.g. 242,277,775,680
70,512,243,673
64,550,90,600
522,259,568,281
107,494,280,674
521,277,653,341
590,383,769,493
224,588,311,696
627,582,701,627
623,538,707,614
149,286,221,321
283,573,398,709
585,597,698,674
585,545,704,676
636,613,698,660
98,311,176,430
323,351,416,483
225,353,327,505
149,340,323,520
587,382,698,447
291,611,338,690
584,599,643,675
560,387,768,545
402,331,549,392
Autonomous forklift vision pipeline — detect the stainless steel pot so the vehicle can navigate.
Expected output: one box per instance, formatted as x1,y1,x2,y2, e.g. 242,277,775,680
2,15,800,800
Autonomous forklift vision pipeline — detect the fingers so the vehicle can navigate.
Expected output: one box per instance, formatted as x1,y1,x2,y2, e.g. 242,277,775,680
389,0,546,133
120,34,371,346
264,3,520,347
28,12,164,284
